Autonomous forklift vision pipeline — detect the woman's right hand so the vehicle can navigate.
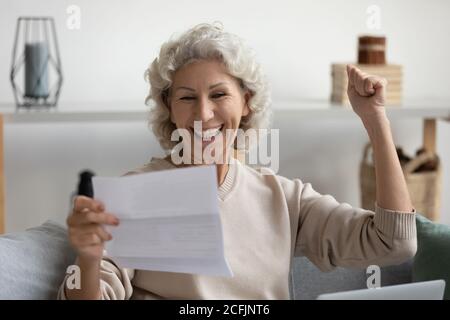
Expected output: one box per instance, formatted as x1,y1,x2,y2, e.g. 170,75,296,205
67,196,120,262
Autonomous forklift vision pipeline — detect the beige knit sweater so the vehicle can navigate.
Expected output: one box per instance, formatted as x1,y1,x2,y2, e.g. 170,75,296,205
58,156,417,300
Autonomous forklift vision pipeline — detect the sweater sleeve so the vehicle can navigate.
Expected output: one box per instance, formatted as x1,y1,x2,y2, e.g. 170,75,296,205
57,255,135,300
293,180,417,272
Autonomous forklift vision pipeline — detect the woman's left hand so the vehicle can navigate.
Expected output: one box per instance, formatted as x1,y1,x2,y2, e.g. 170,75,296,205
346,64,388,124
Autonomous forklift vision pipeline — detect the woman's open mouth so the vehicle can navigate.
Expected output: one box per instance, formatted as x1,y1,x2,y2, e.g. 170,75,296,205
191,124,224,142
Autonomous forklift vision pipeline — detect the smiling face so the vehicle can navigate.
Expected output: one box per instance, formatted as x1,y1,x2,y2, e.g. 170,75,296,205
167,59,251,164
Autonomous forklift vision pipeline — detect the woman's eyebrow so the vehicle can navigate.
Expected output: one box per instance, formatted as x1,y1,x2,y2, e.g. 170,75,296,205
209,82,227,89
174,82,228,93
174,86,195,93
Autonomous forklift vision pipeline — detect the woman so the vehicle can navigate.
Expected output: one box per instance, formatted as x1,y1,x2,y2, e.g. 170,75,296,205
59,23,416,300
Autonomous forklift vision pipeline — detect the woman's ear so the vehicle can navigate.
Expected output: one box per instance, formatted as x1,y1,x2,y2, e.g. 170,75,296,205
242,90,253,116
163,90,176,124
168,100,176,124
169,109,175,124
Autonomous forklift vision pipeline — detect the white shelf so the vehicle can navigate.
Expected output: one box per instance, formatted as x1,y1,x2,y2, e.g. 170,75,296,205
1,99,449,123
272,99,450,120
0,101,149,123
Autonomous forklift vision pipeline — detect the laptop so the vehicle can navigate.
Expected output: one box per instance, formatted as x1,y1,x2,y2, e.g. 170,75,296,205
317,280,446,300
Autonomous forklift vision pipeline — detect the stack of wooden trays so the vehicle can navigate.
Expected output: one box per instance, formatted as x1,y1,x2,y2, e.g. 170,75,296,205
331,63,403,106
331,35,403,106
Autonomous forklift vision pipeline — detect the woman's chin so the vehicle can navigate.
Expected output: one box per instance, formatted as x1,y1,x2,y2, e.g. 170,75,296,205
188,142,230,165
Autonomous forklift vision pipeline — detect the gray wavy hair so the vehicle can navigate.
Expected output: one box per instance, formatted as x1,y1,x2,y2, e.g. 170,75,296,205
144,22,272,151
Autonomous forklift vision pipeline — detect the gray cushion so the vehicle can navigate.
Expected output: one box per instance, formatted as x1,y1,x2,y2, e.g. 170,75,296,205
0,220,76,299
291,256,412,300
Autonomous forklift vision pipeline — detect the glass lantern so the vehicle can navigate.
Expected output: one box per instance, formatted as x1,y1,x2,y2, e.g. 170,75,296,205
10,17,63,108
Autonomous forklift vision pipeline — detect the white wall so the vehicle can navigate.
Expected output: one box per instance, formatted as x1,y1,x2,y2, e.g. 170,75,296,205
1,0,450,231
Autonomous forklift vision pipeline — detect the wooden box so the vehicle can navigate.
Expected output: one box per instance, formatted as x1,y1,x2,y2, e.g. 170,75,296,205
331,63,403,106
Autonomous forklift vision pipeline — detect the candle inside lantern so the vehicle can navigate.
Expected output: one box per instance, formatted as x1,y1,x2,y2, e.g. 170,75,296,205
24,42,49,98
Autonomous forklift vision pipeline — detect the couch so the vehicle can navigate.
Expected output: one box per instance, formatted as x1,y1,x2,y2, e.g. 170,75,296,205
0,217,448,300
290,257,413,299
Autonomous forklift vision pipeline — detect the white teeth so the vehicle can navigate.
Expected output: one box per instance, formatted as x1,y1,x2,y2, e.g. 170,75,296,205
193,126,222,141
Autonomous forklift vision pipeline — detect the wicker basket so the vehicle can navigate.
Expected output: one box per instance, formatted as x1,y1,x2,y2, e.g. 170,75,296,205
360,143,442,221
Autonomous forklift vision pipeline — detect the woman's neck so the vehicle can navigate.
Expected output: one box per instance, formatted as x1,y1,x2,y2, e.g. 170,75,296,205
215,163,229,186
164,155,229,186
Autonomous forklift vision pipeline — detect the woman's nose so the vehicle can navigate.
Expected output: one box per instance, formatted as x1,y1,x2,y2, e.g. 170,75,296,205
196,96,215,122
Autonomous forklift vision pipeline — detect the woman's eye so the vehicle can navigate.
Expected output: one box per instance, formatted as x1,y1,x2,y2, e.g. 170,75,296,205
180,97,195,100
212,93,226,99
